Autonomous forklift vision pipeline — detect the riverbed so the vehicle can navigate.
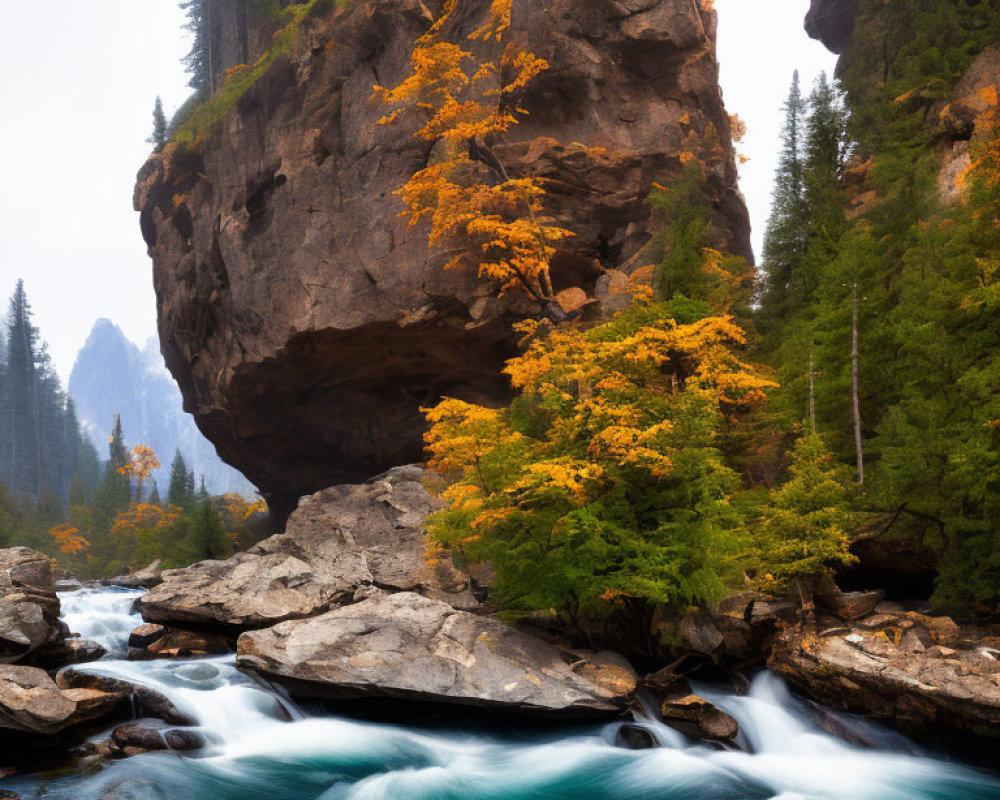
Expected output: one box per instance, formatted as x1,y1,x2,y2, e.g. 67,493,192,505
5,587,1000,800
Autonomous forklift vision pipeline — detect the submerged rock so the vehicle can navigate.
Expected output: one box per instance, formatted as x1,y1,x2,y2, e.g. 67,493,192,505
237,592,631,718
614,723,659,750
109,723,205,758
126,627,231,660
0,664,122,734
139,467,476,632
770,613,1000,739
0,547,67,665
660,692,739,743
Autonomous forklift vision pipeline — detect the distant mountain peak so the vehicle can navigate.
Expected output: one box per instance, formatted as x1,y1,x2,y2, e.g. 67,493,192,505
70,318,255,496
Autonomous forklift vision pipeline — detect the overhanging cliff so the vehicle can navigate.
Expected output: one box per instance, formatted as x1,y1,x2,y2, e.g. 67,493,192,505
135,0,751,514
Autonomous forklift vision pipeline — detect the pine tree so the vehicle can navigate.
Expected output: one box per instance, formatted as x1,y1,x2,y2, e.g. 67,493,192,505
183,500,231,562
94,416,131,517
759,71,809,333
3,281,43,498
167,449,192,508
179,0,214,95
148,96,168,153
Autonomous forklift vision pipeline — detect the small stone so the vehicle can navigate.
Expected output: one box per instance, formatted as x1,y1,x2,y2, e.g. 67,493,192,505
614,723,658,750
128,623,165,649
660,693,739,742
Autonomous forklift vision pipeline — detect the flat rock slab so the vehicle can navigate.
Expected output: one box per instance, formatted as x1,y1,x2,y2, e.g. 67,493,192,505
139,467,476,632
237,592,630,718
0,664,121,734
770,613,1000,739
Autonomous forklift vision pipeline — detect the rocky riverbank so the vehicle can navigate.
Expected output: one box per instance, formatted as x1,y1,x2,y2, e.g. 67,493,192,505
122,467,1000,745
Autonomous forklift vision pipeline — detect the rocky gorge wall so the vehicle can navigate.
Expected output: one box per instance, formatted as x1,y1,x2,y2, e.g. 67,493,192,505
135,0,751,513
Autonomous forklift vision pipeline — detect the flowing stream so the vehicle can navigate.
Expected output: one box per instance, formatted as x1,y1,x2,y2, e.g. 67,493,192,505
6,587,1000,800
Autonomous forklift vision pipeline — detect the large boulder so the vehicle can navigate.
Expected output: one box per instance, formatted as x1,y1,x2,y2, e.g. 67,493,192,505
0,547,67,665
237,592,633,718
134,0,750,515
0,664,122,735
770,613,1000,739
139,467,475,632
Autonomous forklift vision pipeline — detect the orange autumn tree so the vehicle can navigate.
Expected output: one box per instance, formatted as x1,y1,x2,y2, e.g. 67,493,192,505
423,270,776,622
373,0,572,313
118,445,161,503
49,523,90,562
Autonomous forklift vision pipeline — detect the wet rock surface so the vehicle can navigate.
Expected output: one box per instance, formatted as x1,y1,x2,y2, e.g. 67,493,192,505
0,664,122,734
237,592,633,718
139,467,476,632
134,0,750,512
770,609,1000,739
56,668,193,726
0,548,67,665
126,626,231,660
109,723,205,758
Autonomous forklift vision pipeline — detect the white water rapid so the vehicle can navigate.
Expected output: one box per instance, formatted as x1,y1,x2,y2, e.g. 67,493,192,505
4,586,999,800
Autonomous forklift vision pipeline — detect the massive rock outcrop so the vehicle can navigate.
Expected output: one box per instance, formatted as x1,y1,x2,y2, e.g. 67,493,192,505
139,466,476,632
135,0,751,512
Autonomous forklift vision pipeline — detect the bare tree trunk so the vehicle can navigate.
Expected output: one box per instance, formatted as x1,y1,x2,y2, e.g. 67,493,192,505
851,282,864,485
808,350,817,435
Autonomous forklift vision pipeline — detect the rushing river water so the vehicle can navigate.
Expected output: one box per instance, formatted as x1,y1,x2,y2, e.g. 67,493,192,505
5,587,1000,800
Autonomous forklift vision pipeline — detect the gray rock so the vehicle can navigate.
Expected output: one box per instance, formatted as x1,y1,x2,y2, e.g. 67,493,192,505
110,724,205,757
56,668,192,726
237,592,630,718
770,615,1000,739
139,468,477,631
0,547,65,665
108,560,163,590
0,664,122,734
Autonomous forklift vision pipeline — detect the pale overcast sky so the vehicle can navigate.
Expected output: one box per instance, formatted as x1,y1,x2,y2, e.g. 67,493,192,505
717,0,839,259
0,1,189,381
0,1,836,384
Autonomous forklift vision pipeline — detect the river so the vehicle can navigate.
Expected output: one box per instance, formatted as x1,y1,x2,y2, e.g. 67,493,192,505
4,586,1000,799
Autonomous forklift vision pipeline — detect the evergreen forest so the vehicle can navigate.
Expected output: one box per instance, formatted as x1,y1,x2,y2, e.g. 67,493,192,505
0,281,266,579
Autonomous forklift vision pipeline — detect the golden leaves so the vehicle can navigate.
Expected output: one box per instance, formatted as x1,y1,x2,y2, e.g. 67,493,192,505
49,524,89,555
374,0,561,304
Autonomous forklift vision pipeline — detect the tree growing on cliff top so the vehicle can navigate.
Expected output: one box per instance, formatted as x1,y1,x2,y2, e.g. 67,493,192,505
374,0,572,316
148,97,168,153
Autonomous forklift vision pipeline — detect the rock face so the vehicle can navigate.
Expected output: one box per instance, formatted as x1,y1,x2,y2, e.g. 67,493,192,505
0,665,121,735
770,612,1000,739
56,668,192,726
135,0,751,512
804,0,858,53
139,467,475,632
237,592,632,717
0,548,66,665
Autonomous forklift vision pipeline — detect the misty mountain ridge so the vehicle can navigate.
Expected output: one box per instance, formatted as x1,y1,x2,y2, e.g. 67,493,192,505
69,318,255,497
